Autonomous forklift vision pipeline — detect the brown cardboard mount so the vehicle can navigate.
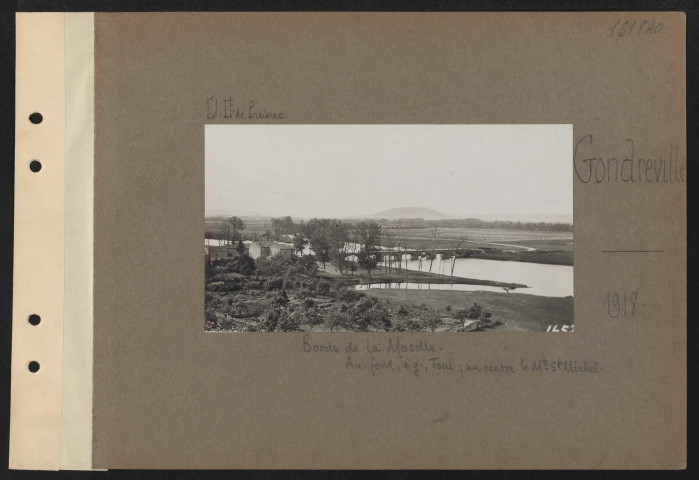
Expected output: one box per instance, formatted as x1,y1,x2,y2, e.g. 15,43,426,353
11,12,685,470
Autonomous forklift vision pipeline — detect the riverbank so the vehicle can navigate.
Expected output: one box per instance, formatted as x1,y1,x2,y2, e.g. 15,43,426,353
460,249,573,266
361,289,573,332
316,264,527,290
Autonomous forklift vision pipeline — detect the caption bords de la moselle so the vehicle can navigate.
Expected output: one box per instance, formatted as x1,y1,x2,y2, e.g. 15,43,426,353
302,335,602,378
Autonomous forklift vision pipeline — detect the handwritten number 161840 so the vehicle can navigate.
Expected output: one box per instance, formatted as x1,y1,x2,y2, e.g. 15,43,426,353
609,18,663,38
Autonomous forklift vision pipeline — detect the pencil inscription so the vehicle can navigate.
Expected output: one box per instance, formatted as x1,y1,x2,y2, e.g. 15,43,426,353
574,135,686,184
608,18,663,38
206,96,284,120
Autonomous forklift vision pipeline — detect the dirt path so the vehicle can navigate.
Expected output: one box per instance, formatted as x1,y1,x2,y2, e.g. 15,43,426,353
398,236,537,251
463,240,536,251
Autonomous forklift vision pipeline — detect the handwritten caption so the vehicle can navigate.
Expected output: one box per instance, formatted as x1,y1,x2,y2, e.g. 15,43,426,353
603,291,638,318
206,96,284,120
574,135,685,185
609,18,663,39
302,335,602,378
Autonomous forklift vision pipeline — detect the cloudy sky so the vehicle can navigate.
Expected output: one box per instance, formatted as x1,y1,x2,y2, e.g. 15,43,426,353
206,124,572,220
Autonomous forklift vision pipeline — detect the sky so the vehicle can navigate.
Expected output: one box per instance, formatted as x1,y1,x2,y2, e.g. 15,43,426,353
205,124,573,221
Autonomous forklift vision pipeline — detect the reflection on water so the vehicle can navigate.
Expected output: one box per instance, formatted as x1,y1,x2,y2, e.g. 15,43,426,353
390,255,573,297
369,254,572,297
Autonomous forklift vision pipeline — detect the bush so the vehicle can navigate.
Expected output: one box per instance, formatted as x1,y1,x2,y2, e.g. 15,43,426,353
424,314,440,332
397,305,409,316
455,303,484,321
368,305,392,331
299,254,318,275
304,309,323,328
283,271,299,290
391,317,422,331
223,279,243,292
272,291,289,306
303,298,316,310
406,318,422,331
390,319,407,332
255,255,295,276
335,288,364,302
261,308,283,331
205,309,218,329
316,280,332,297
229,254,256,276
277,311,299,332
245,299,270,317
467,302,483,319
265,277,284,290
324,310,350,332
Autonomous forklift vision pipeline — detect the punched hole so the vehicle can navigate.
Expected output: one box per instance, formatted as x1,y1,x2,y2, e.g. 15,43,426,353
28,361,40,373
29,160,42,173
29,112,43,124
28,314,41,326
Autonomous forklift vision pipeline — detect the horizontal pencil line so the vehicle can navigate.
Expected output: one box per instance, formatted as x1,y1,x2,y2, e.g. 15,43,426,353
602,250,664,253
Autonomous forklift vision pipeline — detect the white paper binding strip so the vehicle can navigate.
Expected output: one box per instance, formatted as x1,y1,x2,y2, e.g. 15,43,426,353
11,13,66,470
62,12,94,470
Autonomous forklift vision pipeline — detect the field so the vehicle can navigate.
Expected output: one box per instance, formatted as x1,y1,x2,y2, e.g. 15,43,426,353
205,218,573,252
361,289,573,332
206,218,574,267
206,215,271,239
382,227,573,251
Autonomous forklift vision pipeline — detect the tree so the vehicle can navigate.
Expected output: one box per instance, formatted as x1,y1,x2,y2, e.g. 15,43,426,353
448,235,468,282
309,228,331,269
228,216,245,241
382,231,396,274
271,218,283,239
427,223,441,277
236,239,246,256
235,254,256,276
271,216,295,239
219,220,233,245
299,254,318,275
328,221,349,274
292,233,307,256
355,221,381,276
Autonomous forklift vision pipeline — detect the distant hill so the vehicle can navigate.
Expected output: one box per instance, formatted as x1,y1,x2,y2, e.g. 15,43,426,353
359,207,455,220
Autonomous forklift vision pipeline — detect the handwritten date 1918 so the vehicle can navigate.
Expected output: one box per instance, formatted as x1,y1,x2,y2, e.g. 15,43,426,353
609,18,663,38
603,291,638,318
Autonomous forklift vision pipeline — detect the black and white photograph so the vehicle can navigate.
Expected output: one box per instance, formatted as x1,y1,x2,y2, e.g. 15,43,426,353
205,125,573,332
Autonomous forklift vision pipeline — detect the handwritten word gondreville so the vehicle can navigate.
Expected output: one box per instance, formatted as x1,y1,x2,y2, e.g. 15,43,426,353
574,135,685,184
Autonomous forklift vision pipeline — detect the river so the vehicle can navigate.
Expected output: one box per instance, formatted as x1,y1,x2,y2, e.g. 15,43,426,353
373,254,573,297
206,239,573,297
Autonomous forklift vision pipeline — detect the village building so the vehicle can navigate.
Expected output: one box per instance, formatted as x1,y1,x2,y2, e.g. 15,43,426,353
248,241,295,259
205,244,249,265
